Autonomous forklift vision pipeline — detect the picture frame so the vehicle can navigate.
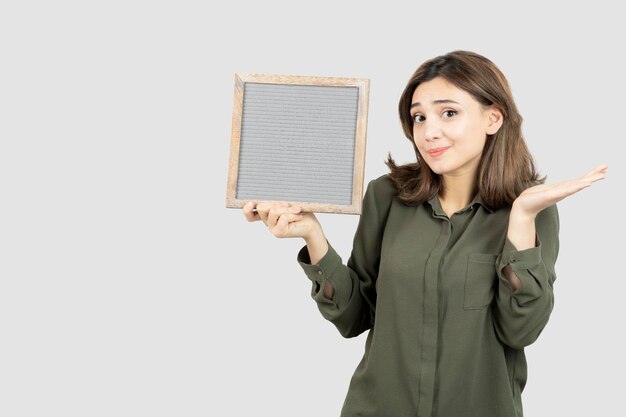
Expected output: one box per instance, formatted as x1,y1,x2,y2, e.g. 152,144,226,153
225,73,370,214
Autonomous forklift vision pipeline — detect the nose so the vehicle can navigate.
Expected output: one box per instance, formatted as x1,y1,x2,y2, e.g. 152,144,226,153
423,120,442,142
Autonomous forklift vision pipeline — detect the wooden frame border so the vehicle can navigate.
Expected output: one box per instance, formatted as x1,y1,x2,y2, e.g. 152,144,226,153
225,73,370,214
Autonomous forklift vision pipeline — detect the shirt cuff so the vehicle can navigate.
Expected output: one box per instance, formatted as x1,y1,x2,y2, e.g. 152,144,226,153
500,234,542,272
296,240,351,307
497,234,548,295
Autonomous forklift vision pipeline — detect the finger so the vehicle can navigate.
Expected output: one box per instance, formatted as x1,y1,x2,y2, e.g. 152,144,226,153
267,202,286,229
255,202,274,226
582,173,607,187
578,170,607,185
534,164,608,191
533,178,590,204
528,174,594,195
272,212,305,237
243,201,261,222
589,171,607,180
555,175,604,199
268,202,301,229
593,163,609,173
582,164,609,179
522,179,570,194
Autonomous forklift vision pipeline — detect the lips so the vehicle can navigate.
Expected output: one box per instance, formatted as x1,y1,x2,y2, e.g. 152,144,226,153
427,146,450,156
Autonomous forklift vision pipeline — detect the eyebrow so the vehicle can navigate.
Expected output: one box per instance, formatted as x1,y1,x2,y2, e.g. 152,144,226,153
410,99,460,109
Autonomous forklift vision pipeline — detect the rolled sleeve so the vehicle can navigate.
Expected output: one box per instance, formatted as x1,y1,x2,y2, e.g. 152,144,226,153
497,235,548,302
297,240,353,309
493,204,560,349
294,176,394,338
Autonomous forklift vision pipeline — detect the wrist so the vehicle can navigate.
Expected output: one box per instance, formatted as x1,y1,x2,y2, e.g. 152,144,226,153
304,227,329,265
304,226,325,245
510,204,537,223
507,207,538,251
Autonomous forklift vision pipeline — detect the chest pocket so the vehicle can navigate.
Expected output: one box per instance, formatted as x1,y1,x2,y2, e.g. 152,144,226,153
464,253,498,310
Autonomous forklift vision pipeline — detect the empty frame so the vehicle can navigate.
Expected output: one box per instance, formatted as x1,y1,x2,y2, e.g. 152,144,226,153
225,73,370,215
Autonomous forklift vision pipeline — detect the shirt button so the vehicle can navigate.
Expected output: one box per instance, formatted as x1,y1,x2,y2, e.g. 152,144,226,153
318,270,323,275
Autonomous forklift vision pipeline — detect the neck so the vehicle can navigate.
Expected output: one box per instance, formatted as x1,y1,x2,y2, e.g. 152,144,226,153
439,173,478,209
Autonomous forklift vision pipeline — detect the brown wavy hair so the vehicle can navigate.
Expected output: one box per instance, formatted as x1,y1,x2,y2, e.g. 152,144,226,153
385,50,545,209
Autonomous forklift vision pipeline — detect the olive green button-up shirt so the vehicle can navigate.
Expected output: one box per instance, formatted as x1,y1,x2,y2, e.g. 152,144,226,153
297,174,559,417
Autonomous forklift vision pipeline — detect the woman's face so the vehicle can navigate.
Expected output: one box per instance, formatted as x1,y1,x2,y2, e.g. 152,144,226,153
410,77,502,179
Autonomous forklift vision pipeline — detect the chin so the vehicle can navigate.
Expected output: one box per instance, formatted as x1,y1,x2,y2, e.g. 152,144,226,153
425,163,449,175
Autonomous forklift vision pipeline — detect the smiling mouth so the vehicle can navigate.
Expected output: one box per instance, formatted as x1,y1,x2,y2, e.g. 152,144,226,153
427,147,450,156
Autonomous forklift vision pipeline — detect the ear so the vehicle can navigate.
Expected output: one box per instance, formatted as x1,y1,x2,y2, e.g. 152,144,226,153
485,106,504,135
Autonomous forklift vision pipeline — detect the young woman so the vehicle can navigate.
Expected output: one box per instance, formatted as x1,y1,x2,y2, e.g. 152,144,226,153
243,50,607,417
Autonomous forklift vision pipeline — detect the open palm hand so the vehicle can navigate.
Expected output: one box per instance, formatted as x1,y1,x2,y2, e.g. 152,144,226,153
513,164,608,217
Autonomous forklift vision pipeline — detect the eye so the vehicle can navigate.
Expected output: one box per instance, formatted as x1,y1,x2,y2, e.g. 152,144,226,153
412,114,425,123
411,109,457,124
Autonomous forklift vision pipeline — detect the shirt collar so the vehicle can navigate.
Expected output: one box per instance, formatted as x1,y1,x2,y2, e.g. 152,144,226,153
426,192,494,215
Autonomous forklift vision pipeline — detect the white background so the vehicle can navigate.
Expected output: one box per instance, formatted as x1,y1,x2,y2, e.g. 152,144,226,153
1,1,623,416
